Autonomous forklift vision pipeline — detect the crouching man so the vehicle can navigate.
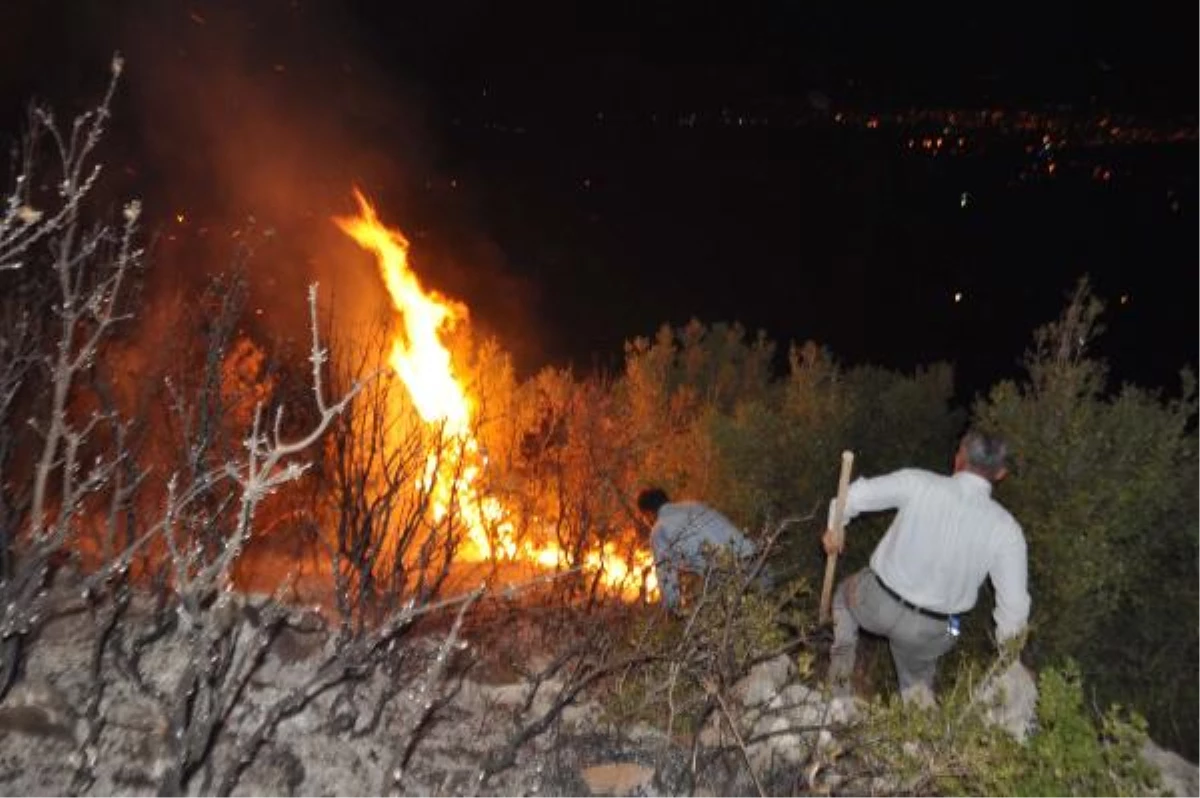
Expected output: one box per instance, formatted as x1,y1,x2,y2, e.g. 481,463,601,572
636,487,758,612
822,430,1030,706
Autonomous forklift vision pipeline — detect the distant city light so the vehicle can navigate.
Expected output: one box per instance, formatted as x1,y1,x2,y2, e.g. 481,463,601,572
954,291,964,303
960,192,972,208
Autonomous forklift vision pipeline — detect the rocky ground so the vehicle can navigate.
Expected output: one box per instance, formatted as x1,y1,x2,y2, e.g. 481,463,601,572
0,587,1195,797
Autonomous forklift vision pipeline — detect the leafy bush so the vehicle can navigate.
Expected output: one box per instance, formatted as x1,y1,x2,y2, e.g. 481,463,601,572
973,278,1199,756
836,660,1162,797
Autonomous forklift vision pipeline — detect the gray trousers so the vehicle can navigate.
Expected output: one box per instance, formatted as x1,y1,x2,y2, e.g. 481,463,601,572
828,569,959,706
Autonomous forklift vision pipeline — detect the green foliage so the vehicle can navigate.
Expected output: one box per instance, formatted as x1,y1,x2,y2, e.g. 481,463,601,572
842,361,964,475
620,329,960,563
972,277,1199,756
839,661,1162,797
706,341,961,596
488,293,1194,762
1013,664,1161,797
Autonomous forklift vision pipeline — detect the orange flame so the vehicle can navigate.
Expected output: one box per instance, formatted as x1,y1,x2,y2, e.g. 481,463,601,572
335,190,656,598
335,191,471,434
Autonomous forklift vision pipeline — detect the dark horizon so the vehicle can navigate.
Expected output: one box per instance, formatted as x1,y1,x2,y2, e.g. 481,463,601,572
1,1,1195,403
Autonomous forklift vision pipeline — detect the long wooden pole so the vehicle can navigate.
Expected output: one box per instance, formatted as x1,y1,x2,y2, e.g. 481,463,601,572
819,450,855,625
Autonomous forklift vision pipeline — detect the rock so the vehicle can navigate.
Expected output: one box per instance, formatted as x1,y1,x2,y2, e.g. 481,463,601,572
732,655,795,707
0,677,78,743
1141,741,1199,798
580,762,654,796
706,673,861,778
746,715,805,771
625,722,666,745
267,621,327,669
975,660,1037,741
561,700,600,727
232,742,306,797
697,718,722,749
0,704,76,744
101,687,163,734
768,682,835,727
825,694,859,725
766,681,818,712
456,676,565,719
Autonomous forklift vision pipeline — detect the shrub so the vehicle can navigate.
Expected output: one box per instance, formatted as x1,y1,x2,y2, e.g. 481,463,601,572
973,277,1198,757
835,660,1162,797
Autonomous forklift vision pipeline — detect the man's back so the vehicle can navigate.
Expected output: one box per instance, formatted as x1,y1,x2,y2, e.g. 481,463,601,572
651,501,754,562
847,469,1027,630
825,431,1031,704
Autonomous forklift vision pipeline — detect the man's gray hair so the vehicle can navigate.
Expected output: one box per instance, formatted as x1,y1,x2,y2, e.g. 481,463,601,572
961,430,1009,480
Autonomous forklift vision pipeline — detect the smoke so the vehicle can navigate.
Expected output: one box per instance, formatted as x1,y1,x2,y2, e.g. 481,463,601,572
111,3,423,339
4,0,546,375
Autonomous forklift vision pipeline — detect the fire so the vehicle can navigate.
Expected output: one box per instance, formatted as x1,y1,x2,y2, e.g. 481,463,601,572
335,190,656,598
334,193,471,434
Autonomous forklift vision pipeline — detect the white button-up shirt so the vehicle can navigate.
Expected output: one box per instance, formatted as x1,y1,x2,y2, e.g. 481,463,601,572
829,469,1030,641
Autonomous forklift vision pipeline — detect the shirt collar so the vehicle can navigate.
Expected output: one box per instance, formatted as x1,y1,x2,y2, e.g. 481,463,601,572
954,470,994,494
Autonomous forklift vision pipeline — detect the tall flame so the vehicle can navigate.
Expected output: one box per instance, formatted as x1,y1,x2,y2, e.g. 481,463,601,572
335,189,656,597
336,190,471,434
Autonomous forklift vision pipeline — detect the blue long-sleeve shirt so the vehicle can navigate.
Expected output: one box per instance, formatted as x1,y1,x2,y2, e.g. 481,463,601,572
651,501,755,609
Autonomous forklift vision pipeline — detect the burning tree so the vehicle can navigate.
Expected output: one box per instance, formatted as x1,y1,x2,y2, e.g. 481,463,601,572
328,190,660,603
317,320,466,635
0,54,671,790
0,58,464,794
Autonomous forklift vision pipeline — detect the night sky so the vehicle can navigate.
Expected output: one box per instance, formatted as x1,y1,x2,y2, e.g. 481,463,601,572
2,1,1196,401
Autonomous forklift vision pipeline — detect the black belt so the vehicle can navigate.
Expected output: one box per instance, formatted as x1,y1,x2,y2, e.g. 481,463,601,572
871,571,953,621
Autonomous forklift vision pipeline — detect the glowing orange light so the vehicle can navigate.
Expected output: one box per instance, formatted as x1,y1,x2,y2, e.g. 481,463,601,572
336,191,471,433
335,190,656,598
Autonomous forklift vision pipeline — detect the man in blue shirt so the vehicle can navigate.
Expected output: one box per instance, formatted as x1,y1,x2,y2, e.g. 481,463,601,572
637,487,757,611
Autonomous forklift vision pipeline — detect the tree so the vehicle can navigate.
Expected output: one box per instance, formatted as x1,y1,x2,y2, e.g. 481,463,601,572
973,277,1198,756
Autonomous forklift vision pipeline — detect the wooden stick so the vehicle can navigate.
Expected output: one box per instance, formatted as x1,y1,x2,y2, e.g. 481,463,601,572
819,450,855,625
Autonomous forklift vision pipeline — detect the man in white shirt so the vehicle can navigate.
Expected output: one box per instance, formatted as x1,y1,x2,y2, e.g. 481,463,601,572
637,487,757,611
821,430,1030,705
